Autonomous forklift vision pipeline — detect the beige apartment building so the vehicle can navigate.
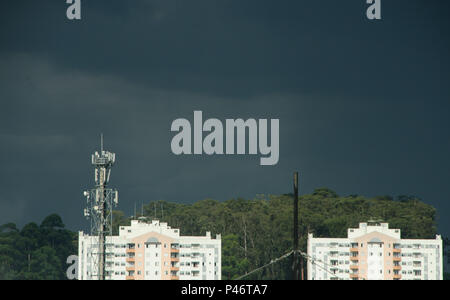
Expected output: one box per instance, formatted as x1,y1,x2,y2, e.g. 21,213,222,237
307,222,443,280
78,219,221,280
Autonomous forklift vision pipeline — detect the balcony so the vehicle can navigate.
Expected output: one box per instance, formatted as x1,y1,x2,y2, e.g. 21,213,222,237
171,248,180,253
126,248,136,254
171,266,180,272
393,274,401,280
350,274,359,279
393,265,401,271
126,257,135,263
171,257,180,262
126,267,135,272
171,275,179,280
350,256,359,261
126,276,134,280
393,248,401,253
350,248,358,253
393,257,401,262
350,265,359,270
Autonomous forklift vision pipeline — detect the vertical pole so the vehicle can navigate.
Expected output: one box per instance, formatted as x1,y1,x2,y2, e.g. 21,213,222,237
301,257,304,280
98,167,106,280
293,172,299,280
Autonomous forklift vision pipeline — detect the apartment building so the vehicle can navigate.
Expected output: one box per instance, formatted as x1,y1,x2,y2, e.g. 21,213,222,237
78,219,221,280
307,222,443,280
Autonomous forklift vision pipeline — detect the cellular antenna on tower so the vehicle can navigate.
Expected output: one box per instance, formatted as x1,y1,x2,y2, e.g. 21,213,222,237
83,134,119,280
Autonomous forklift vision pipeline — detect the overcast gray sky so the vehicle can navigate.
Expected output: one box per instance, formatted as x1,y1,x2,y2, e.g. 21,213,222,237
1,0,449,236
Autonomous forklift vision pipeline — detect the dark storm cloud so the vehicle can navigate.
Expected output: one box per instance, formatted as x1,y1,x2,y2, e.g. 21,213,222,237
3,0,448,98
0,1,449,235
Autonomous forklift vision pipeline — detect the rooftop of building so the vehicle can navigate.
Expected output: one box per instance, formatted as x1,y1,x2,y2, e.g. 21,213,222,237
308,221,442,242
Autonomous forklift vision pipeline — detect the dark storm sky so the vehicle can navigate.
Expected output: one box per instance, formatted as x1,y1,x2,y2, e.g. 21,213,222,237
1,0,449,236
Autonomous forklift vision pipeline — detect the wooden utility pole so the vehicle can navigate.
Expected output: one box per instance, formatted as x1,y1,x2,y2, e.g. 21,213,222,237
293,172,300,280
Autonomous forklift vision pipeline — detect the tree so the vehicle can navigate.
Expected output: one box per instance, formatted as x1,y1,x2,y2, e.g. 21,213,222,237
19,246,61,280
0,214,76,280
40,214,65,229
312,188,338,198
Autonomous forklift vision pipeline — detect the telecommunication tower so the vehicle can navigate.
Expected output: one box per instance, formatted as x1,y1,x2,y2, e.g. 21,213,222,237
83,135,118,280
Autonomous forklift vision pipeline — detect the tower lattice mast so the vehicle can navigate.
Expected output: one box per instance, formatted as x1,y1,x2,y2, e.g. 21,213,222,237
83,134,118,280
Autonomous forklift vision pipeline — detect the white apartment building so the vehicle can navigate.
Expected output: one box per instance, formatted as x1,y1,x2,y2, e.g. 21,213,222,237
78,219,221,280
307,222,443,280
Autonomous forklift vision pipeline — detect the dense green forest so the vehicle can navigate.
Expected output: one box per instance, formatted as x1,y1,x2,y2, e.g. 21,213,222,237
0,214,77,280
0,188,447,280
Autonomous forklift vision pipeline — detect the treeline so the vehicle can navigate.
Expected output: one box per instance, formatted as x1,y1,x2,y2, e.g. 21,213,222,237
113,188,439,280
0,189,442,280
0,214,77,280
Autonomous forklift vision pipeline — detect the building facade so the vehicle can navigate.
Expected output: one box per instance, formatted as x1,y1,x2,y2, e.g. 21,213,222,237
307,222,443,280
78,219,221,280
